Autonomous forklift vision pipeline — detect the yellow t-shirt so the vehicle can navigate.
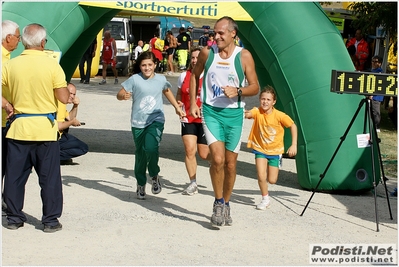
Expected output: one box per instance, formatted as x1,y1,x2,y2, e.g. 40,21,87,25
387,42,397,73
247,107,294,155
2,50,67,141
56,100,69,137
2,45,11,127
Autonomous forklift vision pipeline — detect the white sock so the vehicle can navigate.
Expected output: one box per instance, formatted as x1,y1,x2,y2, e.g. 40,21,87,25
262,194,269,201
190,179,197,185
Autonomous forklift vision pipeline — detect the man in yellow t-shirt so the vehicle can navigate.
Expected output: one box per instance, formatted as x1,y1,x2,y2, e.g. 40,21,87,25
1,20,20,212
56,83,88,165
2,20,20,125
2,23,69,232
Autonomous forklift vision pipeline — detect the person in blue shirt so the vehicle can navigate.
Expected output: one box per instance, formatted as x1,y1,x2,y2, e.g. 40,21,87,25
369,55,384,131
116,51,185,200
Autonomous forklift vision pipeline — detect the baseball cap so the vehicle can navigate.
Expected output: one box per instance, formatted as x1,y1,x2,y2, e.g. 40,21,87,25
187,26,193,29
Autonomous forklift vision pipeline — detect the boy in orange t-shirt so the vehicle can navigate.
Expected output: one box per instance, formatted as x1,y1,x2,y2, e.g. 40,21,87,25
245,86,297,210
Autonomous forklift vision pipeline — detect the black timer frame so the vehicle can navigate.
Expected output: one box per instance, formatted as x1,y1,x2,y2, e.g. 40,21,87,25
300,70,397,232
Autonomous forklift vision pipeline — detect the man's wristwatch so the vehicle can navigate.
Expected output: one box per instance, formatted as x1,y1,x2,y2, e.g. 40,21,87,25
237,87,242,97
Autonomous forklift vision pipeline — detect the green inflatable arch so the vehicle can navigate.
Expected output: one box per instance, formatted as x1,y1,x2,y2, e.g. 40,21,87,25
2,2,379,191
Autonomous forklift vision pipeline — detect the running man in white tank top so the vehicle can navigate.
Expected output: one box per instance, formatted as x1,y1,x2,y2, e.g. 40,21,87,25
189,16,259,228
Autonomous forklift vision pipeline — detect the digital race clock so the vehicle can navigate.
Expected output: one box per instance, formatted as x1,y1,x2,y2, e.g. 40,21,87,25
330,70,398,96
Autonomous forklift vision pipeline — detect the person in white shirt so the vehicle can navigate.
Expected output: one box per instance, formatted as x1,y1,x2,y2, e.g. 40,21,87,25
134,40,143,61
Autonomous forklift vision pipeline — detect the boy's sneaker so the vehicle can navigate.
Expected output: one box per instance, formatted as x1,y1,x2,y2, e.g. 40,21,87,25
182,183,198,195
151,176,162,194
114,78,118,84
136,184,146,200
211,202,225,227
99,79,106,85
256,197,270,210
224,205,233,226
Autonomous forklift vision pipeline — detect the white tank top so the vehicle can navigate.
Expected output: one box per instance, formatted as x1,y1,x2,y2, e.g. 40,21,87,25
201,45,245,109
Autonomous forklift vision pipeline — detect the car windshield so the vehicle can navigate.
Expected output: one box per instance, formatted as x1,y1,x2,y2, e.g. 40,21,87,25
104,21,125,41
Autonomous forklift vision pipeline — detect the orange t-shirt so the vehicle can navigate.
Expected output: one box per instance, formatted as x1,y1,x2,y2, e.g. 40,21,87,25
247,107,294,155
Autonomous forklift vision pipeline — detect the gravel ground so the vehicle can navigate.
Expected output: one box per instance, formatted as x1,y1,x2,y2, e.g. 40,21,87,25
2,75,397,266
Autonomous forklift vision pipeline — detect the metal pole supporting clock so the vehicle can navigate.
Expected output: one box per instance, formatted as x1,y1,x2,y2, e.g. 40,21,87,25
300,70,397,232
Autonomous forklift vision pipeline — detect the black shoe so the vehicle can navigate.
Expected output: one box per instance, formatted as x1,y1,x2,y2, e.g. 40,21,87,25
79,79,84,83
60,159,73,165
43,222,62,233
6,222,24,230
84,81,89,84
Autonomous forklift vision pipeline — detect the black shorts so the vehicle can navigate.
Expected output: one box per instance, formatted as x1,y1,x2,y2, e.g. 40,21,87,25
167,48,175,56
181,122,207,145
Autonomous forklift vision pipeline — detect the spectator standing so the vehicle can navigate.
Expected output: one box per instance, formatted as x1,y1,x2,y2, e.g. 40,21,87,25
385,40,397,127
149,32,164,73
165,31,177,75
99,30,118,85
79,38,97,84
207,32,216,47
346,29,369,71
369,55,384,131
186,26,193,45
57,83,89,165
116,51,184,200
189,16,259,227
185,26,194,68
1,19,20,212
387,40,397,74
134,40,143,61
235,36,244,47
176,47,209,195
2,23,69,232
176,27,191,71
347,45,360,71
198,29,209,47
245,86,297,210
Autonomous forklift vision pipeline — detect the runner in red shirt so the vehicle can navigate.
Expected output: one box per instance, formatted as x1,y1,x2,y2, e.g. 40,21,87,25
99,30,118,85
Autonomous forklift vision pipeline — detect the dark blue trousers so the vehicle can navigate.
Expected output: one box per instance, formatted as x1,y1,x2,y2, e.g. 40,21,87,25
79,54,93,82
2,127,7,178
59,132,88,161
4,139,63,225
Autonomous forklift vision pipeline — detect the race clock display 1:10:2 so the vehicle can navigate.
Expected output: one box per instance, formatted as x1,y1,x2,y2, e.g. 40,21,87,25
330,70,397,96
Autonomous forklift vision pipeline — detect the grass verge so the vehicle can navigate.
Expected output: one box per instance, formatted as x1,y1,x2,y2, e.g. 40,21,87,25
378,106,397,179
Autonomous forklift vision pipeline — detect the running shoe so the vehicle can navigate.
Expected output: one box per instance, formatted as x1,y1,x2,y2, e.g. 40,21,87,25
151,176,162,194
182,183,198,195
99,79,106,85
211,202,225,227
137,184,146,200
224,205,233,226
256,197,270,210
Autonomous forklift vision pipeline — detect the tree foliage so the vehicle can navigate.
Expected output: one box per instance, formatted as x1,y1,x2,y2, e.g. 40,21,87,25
348,2,397,38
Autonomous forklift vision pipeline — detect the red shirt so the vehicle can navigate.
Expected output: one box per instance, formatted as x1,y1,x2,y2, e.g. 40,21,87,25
150,37,163,61
102,38,115,60
346,38,369,71
180,70,203,123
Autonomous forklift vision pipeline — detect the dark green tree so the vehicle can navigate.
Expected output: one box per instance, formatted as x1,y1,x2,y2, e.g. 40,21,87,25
348,2,397,38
